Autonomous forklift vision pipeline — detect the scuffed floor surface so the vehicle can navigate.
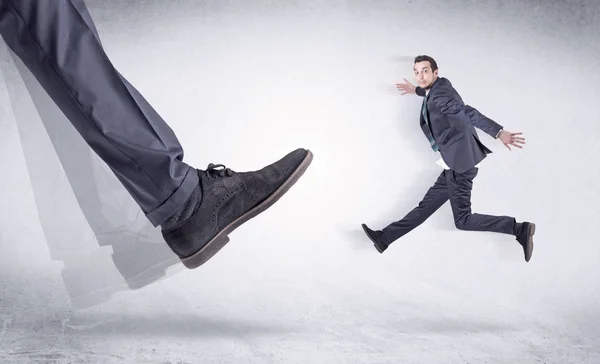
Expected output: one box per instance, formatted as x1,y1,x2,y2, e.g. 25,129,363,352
1,258,598,364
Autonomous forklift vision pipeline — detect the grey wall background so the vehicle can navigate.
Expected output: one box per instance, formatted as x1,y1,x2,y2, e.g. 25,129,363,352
0,0,599,363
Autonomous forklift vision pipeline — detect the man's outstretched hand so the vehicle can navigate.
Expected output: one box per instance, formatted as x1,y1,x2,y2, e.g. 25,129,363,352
498,131,526,150
396,78,416,95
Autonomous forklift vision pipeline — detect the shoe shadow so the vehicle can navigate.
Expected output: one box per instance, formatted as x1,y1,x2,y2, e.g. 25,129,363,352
336,224,374,251
62,312,298,338
380,316,517,336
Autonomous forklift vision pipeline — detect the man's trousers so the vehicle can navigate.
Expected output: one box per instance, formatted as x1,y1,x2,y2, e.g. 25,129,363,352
381,167,517,245
0,0,198,227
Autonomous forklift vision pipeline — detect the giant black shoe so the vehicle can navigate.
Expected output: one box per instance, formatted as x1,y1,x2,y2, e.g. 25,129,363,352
162,148,313,269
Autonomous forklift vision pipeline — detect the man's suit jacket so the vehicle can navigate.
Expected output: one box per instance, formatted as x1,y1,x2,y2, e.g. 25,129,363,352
416,77,503,174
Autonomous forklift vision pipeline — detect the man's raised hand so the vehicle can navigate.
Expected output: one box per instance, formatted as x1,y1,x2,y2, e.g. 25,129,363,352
396,78,416,95
498,131,526,150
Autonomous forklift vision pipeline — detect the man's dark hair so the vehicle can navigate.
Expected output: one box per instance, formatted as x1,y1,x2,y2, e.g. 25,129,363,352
414,55,438,71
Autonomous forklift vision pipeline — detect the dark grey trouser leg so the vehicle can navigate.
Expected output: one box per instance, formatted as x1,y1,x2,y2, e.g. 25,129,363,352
0,0,198,227
9,0,168,241
446,168,516,234
381,171,450,245
7,2,167,244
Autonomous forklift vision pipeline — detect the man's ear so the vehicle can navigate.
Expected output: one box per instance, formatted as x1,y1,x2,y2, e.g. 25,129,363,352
433,69,438,77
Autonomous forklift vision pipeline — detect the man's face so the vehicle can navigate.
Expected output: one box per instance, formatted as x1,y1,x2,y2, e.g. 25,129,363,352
413,61,438,89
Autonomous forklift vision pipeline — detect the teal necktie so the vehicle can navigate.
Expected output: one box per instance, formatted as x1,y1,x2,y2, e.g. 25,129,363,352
421,96,438,152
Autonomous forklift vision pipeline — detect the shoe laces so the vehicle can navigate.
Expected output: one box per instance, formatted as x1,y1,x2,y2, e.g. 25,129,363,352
204,163,234,179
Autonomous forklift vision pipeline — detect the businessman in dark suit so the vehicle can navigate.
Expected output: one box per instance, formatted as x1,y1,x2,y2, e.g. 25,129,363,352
361,55,535,262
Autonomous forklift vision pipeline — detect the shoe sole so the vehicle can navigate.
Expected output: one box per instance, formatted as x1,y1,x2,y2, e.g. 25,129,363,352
361,224,385,254
525,223,535,262
181,150,314,269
